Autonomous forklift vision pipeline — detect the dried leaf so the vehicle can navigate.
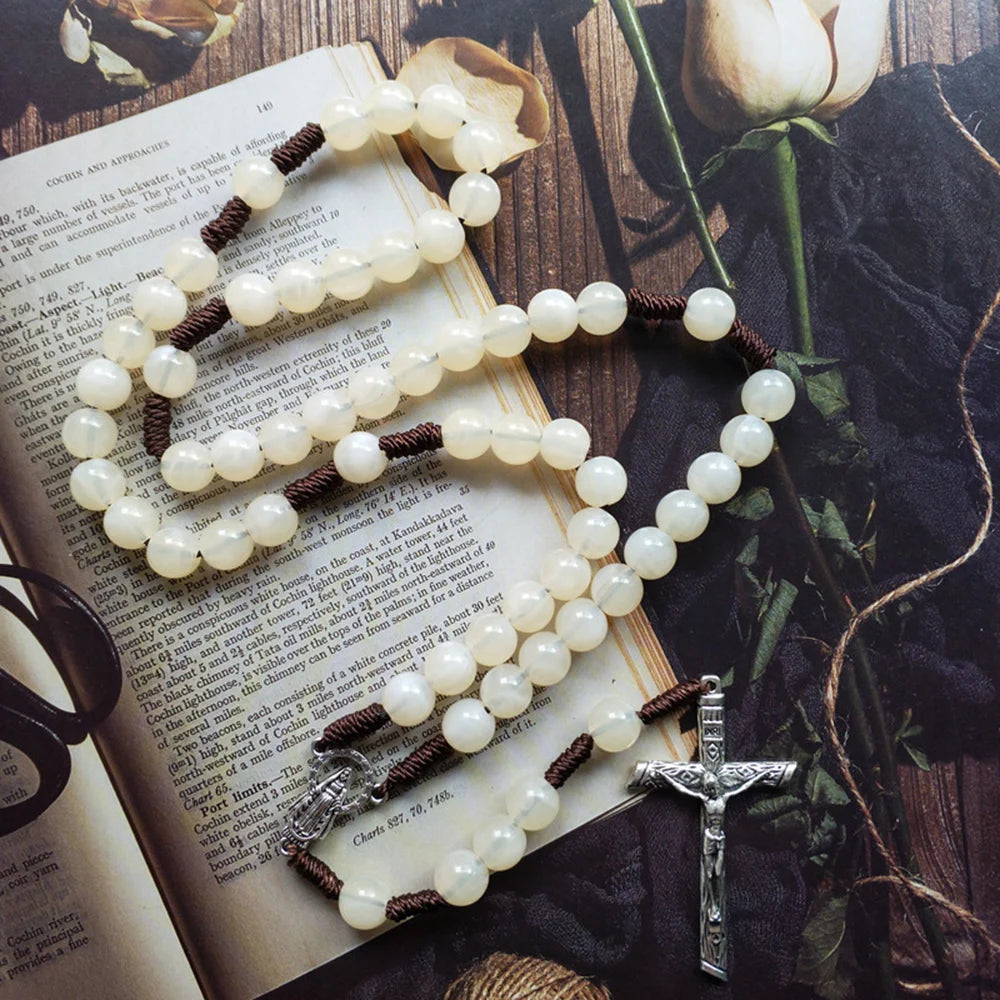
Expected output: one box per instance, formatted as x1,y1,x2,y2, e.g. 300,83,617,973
751,578,798,680
794,891,850,991
725,485,774,522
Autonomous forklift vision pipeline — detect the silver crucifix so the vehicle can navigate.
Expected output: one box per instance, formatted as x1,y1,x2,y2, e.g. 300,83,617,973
628,675,796,980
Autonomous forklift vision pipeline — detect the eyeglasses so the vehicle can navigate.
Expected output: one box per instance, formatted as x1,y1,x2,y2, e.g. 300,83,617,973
0,565,121,835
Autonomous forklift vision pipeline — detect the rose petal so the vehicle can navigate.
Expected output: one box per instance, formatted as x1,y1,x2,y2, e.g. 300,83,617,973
59,4,93,63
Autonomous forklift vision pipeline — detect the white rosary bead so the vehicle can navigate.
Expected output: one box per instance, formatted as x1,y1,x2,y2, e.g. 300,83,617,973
231,156,284,210
719,414,775,467
160,440,214,492
566,507,620,559
302,389,356,442
146,526,201,579
274,259,326,314
441,407,492,460
448,172,501,227
518,632,572,686
422,641,477,696
333,431,388,484
574,456,627,507
501,580,554,633
442,698,495,753
587,697,642,752
539,418,590,470
554,598,608,652
199,519,254,571
103,496,159,550
623,526,677,580
481,304,531,358
576,282,627,336
741,369,796,422
347,369,400,420
388,343,442,397
453,120,505,173
464,612,518,666
101,316,154,368
687,451,742,505
364,81,416,135
434,849,489,907
505,775,559,831
414,209,466,264
162,238,219,293
338,875,390,931
224,273,279,327
472,815,527,871
70,459,127,511
655,489,710,542
258,413,313,465
132,276,186,331
416,83,467,139
538,547,591,601
480,663,532,719
590,564,644,617
323,248,375,301
61,407,118,459
527,289,578,344
77,358,131,411
435,318,485,372
210,428,264,482
490,414,541,465
320,96,372,151
143,345,197,398
244,493,299,546
381,671,436,727
368,232,421,284
683,287,736,341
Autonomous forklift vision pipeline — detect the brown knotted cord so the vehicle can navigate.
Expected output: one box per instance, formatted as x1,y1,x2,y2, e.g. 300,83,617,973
168,297,232,351
379,422,444,459
372,732,451,802
544,734,594,789
200,196,252,255
285,843,343,899
143,393,173,459
316,702,390,752
270,122,326,175
637,678,710,724
385,890,448,921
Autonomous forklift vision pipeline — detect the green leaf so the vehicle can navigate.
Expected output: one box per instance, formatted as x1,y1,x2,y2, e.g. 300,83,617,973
794,891,851,992
800,498,863,566
726,486,774,522
751,578,798,679
901,740,931,771
804,368,850,419
789,116,838,146
700,120,792,183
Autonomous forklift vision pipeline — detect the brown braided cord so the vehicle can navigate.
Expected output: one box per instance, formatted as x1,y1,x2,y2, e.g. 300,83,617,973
285,844,343,899
283,460,344,511
626,287,686,322
544,733,594,789
200,196,252,254
372,731,452,801
143,393,173,459
386,889,447,922
727,317,777,372
270,122,326,175
637,679,709,725
379,422,443,459
169,297,232,351
316,703,390,751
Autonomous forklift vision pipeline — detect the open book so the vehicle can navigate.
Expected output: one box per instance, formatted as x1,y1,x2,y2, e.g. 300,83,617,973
0,43,688,1000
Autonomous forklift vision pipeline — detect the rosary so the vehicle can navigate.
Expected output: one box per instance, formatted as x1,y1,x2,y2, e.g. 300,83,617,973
60,72,800,980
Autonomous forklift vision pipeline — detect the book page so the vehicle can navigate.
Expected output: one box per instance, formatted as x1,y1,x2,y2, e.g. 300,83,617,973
0,44,688,1000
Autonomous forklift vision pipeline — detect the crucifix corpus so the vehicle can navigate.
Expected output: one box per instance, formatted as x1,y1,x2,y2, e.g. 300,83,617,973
629,675,796,980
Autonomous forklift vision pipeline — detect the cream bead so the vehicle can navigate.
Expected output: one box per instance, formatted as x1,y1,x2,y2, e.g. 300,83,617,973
210,428,264,482
132,276,186,332
686,451,742,505
472,815,526,872
146,526,201,579
480,664,532,719
655,489,710,542
77,358,132,411
61,407,118,459
587,697,642,752
347,368,399,420
333,431,387,484
623,526,677,580
302,388,356,442
258,413,312,465
482,304,531,358
527,288,578,344
224,273,279,327
364,81,416,135
69,459,127,511
338,875,389,931
244,493,299,546
381,672,436,727
741,369,796,422
160,440,214,492
101,315,154,368
683,287,736,341
501,580,554,633
555,598,608,652
720,414,775,467
448,172,501,226
388,343,442,397
442,698,495,753
142,345,197,399
199,519,254,571
453,120,504,173
275,259,326,314
441,407,492,460
539,418,590,471
369,232,420,284
566,507,620,559
433,849,489,907
505,775,559,831
163,238,218,293
416,84,467,139
320,96,372,151
576,281,627,336
538,548,591,601
323,248,375,301
518,632,572,686
422,641,477,696
574,456,627,507
103,496,159,550
414,209,466,264
464,612,517,667
490,414,541,465
435,318,484,372
231,156,284,210
590,564,644,616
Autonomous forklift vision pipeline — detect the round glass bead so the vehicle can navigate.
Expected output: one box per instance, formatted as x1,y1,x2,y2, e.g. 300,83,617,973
527,288,578,344
302,389,356,442
441,407,492,460
655,489,710,542
442,698,495,753
448,172,501,226
538,547,591,601
244,493,299,546
518,632,572,686
275,259,326,314
62,407,117,459
480,663,532,719
132,276,186,331
490,414,541,465
364,81,416,135
422,641,477,696
741,369,796,422
163,238,219,293
554,598,608,652
231,155,284,210
199,519,254,571
381,672,436,727
623,526,677,580
463,612,517,666
224,273,279,327
587,697,642,752
416,83,467,139
101,315,154,368
453,120,504,173
686,451,742,505
142,345,197,399
434,849,489,907
103,496,159,550
590,564,644,616
320,96,372,151
70,458,127,511
435,318,484,372
389,343,442,397
333,431,388,484
414,209,466,264
501,580,554,633
482,304,531,358
146,526,201,579
160,440,214,492
258,413,312,465
77,358,131,411
338,875,389,930
347,369,399,420
539,418,590,470
505,775,559,831
683,287,736,341
210,428,264,482
323,248,375,301
576,281,627,336
472,815,526,872
719,414,775,467
566,507,620,559
369,232,420,284
574,456,627,507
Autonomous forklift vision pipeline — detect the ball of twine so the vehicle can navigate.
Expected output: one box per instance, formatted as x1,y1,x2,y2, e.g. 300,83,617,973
444,952,612,1000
